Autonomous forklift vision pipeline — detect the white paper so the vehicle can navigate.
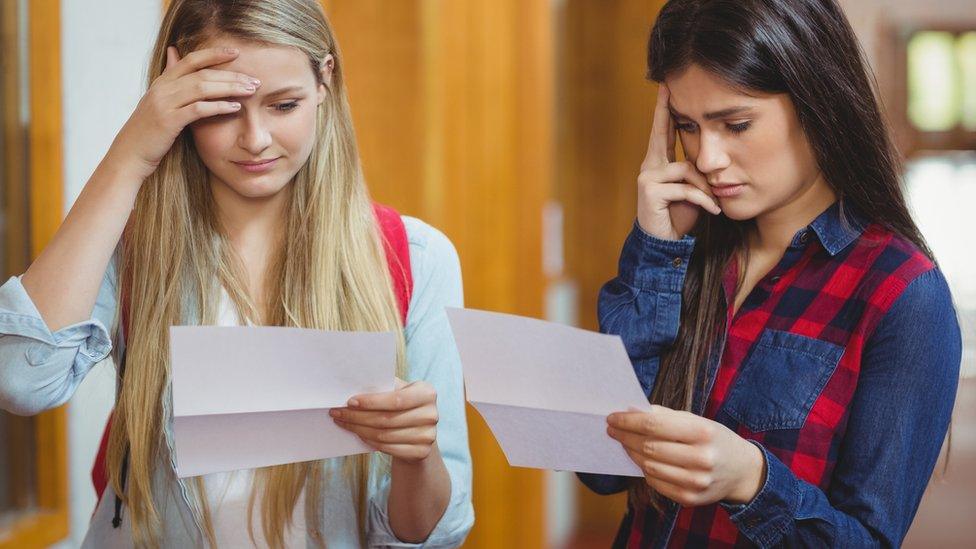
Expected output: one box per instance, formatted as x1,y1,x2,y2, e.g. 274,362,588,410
446,308,651,477
169,326,395,477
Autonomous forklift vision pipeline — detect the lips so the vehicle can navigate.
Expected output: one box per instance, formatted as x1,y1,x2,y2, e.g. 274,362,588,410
710,183,745,198
234,158,278,166
232,157,280,173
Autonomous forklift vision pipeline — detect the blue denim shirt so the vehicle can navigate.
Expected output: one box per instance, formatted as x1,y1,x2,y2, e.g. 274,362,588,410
580,206,961,548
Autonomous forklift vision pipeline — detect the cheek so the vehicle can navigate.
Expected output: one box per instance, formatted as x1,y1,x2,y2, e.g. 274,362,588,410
189,124,232,163
279,110,319,156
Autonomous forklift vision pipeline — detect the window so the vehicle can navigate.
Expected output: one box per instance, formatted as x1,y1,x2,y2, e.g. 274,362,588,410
903,29,976,151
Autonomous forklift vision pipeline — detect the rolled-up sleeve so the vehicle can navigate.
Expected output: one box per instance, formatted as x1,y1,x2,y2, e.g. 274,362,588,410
0,257,118,416
366,216,473,548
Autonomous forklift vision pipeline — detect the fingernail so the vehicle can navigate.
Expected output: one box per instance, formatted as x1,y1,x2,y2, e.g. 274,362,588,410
224,47,239,55
348,398,360,407
250,79,261,87
329,409,341,418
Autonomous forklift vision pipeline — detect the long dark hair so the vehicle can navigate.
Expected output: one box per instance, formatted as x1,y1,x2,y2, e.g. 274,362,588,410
640,0,932,509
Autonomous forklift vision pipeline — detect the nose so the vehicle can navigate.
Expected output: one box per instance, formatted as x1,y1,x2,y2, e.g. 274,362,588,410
237,112,272,156
694,131,731,175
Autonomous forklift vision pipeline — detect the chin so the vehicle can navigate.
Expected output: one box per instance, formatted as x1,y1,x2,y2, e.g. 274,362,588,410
218,173,292,199
719,202,762,222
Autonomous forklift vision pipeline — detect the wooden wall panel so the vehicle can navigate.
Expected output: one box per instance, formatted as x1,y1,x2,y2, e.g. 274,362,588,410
556,0,667,538
1,0,69,546
325,1,551,546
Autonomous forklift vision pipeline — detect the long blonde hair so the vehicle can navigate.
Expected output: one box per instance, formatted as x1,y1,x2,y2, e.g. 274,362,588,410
106,1,407,546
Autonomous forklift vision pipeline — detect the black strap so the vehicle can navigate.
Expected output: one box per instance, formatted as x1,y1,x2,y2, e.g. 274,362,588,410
112,448,129,528
112,345,129,528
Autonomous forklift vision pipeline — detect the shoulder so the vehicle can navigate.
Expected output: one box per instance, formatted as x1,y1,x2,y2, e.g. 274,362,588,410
401,216,460,275
854,224,936,310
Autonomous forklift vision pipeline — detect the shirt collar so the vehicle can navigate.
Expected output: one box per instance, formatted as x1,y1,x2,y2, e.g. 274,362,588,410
790,200,867,256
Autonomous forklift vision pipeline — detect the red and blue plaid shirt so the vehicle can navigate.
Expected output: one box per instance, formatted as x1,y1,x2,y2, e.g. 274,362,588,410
581,202,960,547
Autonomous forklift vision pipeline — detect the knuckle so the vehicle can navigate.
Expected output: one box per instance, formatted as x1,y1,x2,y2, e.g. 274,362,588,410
643,460,658,476
699,449,716,469
642,441,657,456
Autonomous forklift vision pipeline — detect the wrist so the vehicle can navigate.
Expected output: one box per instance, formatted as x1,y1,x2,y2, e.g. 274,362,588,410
727,441,766,505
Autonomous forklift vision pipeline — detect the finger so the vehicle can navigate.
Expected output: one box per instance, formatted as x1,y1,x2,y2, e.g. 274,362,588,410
165,46,179,73
174,100,242,126
641,457,701,489
653,183,721,215
333,421,436,446
643,84,673,169
646,476,694,505
191,68,262,86
348,382,437,412
170,80,257,109
609,406,713,444
367,443,433,462
168,46,241,79
646,161,711,196
329,404,438,428
608,427,707,468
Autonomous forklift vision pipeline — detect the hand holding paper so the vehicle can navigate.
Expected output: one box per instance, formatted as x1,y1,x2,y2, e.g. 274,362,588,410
446,308,651,476
169,326,395,477
330,377,441,463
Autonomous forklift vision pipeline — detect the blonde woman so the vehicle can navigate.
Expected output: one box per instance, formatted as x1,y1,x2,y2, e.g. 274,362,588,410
0,0,472,547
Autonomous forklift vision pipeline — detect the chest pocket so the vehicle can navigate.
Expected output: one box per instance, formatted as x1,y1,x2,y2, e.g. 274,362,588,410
721,329,844,432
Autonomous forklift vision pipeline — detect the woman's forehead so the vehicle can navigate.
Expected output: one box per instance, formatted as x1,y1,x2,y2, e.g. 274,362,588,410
197,36,316,87
666,65,772,117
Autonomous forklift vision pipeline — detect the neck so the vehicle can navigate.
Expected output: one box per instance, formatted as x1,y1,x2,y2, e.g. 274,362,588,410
749,174,836,254
210,177,289,250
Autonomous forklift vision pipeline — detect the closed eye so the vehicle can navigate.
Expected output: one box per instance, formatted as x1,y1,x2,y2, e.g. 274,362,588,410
726,121,752,134
274,101,300,113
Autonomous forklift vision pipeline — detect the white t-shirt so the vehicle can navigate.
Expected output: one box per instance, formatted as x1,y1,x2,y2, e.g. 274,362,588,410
203,288,307,548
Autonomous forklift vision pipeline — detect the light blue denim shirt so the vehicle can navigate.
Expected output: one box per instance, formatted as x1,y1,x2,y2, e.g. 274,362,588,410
0,216,474,548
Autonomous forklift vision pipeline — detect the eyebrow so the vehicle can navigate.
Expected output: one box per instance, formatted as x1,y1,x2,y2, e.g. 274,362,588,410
669,106,755,121
261,85,306,99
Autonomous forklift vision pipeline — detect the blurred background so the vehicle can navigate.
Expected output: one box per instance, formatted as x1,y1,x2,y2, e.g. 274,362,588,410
0,0,973,547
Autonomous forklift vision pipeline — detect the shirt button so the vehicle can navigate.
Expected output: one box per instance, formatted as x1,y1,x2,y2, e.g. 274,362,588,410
770,275,781,283
672,257,683,268
799,231,811,244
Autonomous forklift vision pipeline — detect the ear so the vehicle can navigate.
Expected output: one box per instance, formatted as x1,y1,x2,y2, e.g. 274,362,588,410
316,54,335,106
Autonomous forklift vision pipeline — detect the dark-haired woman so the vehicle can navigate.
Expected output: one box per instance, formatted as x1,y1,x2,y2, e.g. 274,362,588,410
581,0,961,546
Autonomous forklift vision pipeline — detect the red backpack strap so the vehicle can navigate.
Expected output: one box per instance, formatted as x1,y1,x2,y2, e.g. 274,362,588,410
93,204,415,503
92,264,130,505
372,203,413,326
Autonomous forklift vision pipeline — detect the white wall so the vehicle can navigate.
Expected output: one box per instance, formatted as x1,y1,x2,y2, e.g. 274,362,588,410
53,1,161,546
